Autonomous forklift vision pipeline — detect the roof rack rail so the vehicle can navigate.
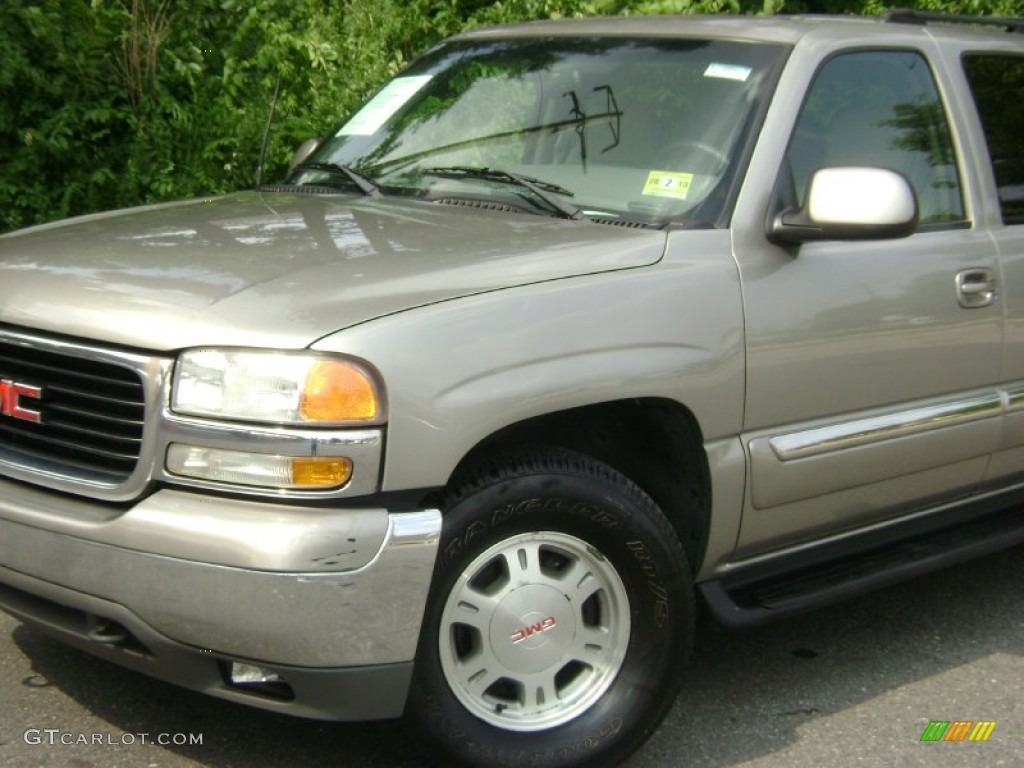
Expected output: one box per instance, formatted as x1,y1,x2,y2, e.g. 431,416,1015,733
882,9,1024,34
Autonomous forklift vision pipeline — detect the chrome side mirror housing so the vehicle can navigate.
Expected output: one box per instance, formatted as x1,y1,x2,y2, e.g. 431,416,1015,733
769,167,918,245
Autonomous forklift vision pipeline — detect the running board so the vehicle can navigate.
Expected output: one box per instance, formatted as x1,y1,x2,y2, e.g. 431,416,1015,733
699,492,1024,629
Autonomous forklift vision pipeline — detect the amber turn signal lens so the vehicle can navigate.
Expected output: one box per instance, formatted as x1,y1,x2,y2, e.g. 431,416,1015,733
166,445,354,489
291,458,353,488
300,361,379,422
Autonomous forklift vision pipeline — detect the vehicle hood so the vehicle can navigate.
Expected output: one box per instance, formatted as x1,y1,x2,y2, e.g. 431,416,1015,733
0,191,666,351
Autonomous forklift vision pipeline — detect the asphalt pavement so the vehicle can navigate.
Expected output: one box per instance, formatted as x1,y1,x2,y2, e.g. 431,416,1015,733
1,543,1020,768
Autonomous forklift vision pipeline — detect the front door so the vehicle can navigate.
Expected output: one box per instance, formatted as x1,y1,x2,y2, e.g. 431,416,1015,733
733,47,1003,556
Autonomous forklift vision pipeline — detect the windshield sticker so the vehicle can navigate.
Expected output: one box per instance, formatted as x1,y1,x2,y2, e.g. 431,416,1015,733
643,171,694,200
704,63,752,82
337,75,433,136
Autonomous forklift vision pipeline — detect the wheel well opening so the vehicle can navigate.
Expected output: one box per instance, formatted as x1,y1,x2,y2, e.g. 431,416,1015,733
448,399,711,574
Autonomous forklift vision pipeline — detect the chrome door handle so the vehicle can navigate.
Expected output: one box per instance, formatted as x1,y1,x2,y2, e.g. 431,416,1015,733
956,269,996,308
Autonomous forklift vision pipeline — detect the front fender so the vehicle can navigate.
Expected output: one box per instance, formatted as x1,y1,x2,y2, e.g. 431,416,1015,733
313,230,744,492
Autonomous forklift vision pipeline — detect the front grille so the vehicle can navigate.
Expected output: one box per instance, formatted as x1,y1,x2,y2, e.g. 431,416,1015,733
0,339,145,483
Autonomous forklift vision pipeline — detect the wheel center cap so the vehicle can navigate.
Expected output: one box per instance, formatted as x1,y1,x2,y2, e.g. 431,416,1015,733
490,585,574,675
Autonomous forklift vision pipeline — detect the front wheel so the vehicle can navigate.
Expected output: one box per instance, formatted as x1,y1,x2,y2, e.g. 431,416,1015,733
404,448,694,767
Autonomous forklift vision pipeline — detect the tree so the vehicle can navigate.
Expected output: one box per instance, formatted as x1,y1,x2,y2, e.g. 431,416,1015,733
0,0,1017,232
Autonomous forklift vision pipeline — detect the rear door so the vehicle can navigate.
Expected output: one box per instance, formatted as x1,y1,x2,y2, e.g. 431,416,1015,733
959,49,1024,490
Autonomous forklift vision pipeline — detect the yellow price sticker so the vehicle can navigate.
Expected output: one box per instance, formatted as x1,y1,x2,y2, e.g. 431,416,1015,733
642,171,694,200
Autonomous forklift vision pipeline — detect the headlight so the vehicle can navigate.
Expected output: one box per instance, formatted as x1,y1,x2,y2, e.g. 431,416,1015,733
171,349,383,425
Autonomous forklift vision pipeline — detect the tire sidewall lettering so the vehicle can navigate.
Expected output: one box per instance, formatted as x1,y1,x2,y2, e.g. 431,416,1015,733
626,540,671,629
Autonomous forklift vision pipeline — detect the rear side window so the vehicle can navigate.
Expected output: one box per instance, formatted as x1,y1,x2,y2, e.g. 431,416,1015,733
962,54,1024,224
784,49,966,228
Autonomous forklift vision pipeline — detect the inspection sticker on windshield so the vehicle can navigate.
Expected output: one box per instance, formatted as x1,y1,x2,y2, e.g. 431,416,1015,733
704,63,752,82
338,75,433,136
643,171,694,200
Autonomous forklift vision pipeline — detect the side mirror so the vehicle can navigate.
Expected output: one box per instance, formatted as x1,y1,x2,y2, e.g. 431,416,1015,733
768,167,918,245
289,138,321,173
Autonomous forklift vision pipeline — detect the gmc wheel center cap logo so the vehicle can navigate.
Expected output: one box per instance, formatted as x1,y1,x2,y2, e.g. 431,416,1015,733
510,615,558,645
0,378,43,424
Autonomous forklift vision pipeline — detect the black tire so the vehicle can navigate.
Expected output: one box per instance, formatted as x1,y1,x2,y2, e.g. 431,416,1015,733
404,447,694,768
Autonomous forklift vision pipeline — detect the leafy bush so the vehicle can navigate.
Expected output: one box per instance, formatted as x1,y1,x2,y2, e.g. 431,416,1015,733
0,0,1015,232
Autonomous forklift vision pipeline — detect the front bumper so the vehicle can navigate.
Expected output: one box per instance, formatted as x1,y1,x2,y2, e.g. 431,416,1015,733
0,478,441,720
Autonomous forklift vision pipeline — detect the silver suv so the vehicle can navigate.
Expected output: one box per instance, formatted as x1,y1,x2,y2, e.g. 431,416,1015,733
1,10,1023,767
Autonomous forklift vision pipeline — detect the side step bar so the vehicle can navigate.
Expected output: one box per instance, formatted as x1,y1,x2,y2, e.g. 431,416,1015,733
700,490,1024,629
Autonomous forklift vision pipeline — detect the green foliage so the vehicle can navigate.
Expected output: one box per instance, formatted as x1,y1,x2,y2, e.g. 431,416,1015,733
0,0,1018,232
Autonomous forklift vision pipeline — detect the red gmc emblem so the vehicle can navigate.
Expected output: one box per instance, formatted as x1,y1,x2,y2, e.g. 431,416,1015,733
510,616,558,645
0,378,42,424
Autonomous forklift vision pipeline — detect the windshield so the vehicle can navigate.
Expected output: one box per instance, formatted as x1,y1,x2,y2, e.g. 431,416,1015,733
293,36,786,226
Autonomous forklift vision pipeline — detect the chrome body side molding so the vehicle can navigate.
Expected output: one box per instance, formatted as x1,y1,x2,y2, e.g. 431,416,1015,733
768,391,1006,461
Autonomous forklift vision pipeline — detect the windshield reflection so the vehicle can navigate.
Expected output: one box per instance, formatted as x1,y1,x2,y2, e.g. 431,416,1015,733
294,37,786,227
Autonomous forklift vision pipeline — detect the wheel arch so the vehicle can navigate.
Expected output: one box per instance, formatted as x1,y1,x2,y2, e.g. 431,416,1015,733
439,398,712,575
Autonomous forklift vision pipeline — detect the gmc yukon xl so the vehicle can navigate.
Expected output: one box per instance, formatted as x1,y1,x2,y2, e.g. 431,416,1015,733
1,10,1022,767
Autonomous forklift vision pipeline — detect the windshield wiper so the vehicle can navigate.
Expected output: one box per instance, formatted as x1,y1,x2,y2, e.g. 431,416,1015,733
293,162,380,197
424,166,583,220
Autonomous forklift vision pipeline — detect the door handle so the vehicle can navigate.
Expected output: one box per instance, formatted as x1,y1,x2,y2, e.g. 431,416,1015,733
956,269,996,309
